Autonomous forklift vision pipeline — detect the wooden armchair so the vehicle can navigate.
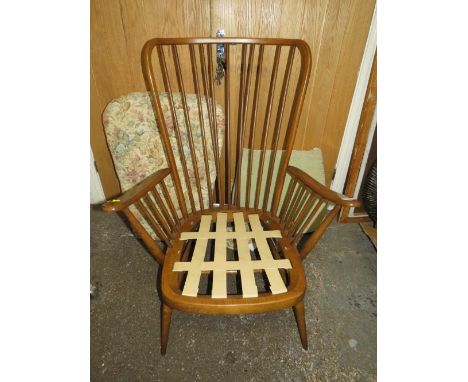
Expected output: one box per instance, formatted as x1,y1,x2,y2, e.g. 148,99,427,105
102,38,360,355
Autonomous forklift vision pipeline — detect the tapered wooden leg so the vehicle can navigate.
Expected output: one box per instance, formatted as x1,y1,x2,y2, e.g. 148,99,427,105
161,304,172,355
293,300,308,350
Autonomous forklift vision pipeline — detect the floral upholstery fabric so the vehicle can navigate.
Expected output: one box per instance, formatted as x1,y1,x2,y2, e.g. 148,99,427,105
103,92,225,240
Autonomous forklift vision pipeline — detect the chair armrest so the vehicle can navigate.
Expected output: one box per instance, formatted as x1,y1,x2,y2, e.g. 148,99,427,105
286,166,361,208
282,166,361,260
102,168,172,212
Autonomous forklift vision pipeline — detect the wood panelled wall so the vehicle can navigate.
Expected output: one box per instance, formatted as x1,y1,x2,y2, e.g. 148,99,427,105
91,0,375,198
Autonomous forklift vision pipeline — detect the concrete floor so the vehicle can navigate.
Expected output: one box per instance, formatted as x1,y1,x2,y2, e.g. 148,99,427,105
91,207,376,381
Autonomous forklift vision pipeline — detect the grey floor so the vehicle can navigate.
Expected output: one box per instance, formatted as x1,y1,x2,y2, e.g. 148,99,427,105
91,207,376,381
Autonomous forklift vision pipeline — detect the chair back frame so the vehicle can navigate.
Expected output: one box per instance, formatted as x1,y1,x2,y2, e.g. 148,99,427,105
141,38,312,219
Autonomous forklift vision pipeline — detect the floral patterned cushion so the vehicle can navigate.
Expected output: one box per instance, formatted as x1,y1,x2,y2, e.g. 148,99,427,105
103,92,225,240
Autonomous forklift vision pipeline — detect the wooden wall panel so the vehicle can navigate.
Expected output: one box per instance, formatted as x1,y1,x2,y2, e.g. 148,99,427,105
91,0,374,197
319,0,375,183
90,0,211,197
211,0,375,184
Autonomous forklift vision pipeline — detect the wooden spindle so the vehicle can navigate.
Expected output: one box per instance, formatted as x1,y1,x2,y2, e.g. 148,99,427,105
279,177,297,221
156,46,195,213
207,44,223,205
224,44,231,207
293,197,324,244
199,44,220,208
255,46,281,211
299,205,340,258
271,42,312,217
189,44,213,208
262,46,295,211
123,208,165,264
245,45,264,210
171,45,204,211
135,200,170,246
160,180,180,224
142,43,188,217
234,44,247,207
288,191,315,236
285,185,307,230
283,182,303,224
150,188,176,229
149,189,175,229
143,194,173,241
235,44,255,207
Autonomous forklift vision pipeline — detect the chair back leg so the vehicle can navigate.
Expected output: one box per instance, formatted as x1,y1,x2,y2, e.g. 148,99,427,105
161,304,173,355
293,300,308,350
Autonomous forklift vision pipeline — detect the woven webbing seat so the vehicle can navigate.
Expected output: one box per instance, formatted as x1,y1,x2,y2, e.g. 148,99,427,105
102,37,360,355
174,212,290,298
160,209,307,317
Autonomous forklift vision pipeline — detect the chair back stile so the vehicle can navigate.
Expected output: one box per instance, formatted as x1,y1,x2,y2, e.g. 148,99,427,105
141,38,312,218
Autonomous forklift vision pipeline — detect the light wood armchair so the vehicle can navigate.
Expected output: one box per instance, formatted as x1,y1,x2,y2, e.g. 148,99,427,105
102,38,360,355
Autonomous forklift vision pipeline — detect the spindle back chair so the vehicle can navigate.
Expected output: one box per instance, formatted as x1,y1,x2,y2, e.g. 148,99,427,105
103,38,360,355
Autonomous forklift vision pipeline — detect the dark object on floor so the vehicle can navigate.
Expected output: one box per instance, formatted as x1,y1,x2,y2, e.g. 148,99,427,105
362,160,377,224
90,283,98,299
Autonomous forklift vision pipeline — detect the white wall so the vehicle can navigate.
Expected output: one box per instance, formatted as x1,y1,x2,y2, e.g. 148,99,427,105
90,148,106,204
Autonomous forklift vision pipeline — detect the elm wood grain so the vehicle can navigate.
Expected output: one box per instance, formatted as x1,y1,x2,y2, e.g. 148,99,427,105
103,38,360,354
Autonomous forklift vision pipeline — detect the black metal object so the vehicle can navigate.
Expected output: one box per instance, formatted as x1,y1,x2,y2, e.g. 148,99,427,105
362,160,377,224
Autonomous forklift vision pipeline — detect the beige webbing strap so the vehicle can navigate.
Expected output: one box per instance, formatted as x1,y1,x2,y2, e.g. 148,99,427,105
212,213,228,298
179,215,211,297
173,213,291,298
233,213,258,298
248,214,288,294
